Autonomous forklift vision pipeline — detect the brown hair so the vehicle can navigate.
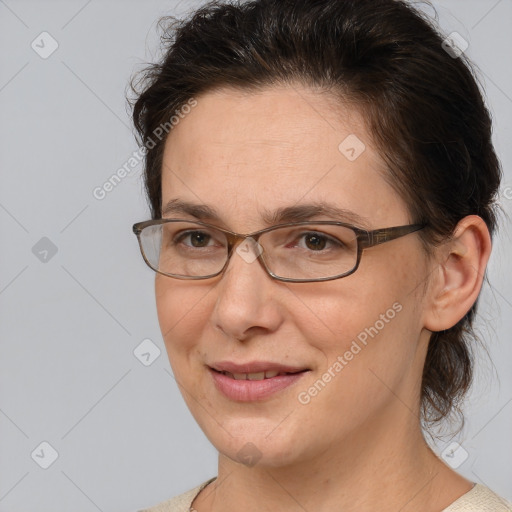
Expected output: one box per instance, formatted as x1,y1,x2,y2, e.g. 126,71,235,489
129,0,502,429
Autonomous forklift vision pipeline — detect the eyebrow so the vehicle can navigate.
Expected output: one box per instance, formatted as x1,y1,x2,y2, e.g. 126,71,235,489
161,199,371,229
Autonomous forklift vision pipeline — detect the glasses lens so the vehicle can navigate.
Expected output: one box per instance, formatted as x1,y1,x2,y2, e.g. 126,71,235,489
260,224,358,280
138,221,359,280
139,221,229,277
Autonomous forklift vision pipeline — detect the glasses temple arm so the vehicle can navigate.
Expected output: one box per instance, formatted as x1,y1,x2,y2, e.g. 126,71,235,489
364,224,426,248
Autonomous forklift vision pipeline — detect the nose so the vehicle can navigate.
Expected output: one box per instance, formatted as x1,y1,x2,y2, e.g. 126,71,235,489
211,239,284,341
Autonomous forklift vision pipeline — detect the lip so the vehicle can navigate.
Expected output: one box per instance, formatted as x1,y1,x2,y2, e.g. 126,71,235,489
208,361,310,402
209,361,308,374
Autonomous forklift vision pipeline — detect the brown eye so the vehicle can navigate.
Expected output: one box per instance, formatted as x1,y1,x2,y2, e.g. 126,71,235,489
175,231,213,248
189,232,211,247
304,233,327,251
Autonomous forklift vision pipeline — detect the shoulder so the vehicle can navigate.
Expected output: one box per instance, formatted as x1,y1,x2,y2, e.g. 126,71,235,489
443,484,512,511
138,477,217,512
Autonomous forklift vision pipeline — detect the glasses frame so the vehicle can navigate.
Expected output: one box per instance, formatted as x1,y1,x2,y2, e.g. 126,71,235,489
132,218,426,283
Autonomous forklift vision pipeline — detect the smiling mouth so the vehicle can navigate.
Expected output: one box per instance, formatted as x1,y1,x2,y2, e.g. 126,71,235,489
209,367,310,401
213,369,308,381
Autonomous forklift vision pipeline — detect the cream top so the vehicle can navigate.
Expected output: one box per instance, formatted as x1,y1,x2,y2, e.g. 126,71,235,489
140,479,511,512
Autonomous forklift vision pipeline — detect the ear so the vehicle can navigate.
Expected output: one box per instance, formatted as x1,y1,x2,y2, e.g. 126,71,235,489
423,215,492,332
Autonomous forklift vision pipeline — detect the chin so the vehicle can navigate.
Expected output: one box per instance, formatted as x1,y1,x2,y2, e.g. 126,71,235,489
198,413,314,469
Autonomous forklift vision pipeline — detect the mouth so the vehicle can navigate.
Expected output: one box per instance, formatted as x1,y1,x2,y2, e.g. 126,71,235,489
211,369,307,380
208,362,310,401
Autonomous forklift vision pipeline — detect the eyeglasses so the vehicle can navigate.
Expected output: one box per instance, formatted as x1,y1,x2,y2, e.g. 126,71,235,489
132,218,425,283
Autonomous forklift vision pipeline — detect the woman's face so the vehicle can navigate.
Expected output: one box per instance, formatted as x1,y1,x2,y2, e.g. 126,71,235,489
156,85,432,467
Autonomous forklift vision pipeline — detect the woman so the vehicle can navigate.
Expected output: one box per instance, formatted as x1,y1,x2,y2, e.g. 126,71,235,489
130,0,510,510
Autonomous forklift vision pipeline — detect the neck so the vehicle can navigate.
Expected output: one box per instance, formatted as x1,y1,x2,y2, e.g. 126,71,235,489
195,404,472,512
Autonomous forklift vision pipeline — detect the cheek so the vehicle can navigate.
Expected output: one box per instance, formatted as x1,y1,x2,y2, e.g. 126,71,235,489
155,277,211,360
289,297,414,438
293,288,408,384
293,269,404,343
295,253,425,408
293,252,424,376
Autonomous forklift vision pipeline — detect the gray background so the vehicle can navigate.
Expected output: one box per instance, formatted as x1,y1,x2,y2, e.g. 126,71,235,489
0,1,510,511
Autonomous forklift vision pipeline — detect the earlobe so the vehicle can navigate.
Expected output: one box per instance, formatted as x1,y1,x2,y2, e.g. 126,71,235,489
424,215,492,332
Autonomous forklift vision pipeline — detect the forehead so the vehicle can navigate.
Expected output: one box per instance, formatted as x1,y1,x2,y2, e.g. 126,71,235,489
160,84,409,229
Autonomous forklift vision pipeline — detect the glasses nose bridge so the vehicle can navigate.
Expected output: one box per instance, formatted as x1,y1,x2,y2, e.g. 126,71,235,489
224,227,266,250
225,231,249,251
221,229,270,277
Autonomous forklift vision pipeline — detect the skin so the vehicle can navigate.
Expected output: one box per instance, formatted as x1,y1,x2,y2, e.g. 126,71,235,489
154,84,491,512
